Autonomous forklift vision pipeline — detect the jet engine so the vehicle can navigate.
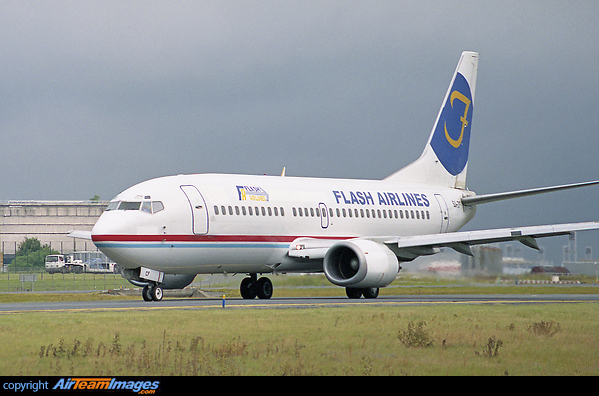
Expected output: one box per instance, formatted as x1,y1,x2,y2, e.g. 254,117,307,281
323,239,399,288
121,268,196,290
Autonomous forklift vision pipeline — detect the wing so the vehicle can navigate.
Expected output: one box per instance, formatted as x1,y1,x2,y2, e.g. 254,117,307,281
383,221,599,260
287,221,599,261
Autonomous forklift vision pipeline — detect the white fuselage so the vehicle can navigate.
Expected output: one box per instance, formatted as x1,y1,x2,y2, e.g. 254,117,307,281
91,173,476,275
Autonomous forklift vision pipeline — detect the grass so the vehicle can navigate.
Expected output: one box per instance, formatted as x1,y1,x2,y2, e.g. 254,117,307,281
2,273,599,375
1,303,599,375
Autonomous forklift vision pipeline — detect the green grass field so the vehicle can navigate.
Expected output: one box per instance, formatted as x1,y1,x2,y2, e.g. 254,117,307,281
2,304,598,376
1,273,598,375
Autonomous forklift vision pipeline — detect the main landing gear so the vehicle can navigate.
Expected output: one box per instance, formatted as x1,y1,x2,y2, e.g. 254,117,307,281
240,274,273,299
345,287,379,299
142,283,163,302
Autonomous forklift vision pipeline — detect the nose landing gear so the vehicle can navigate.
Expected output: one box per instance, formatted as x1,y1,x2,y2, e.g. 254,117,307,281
142,284,163,301
240,274,273,299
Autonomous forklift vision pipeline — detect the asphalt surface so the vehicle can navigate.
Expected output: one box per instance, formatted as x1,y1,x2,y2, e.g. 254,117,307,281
1,294,598,314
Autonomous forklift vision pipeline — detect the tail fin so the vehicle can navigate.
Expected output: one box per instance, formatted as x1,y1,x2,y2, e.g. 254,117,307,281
385,51,479,189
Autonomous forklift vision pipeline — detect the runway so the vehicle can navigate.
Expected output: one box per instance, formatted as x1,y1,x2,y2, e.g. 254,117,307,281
1,294,598,314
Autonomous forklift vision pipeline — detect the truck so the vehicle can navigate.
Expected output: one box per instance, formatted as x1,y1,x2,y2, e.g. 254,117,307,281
45,251,117,274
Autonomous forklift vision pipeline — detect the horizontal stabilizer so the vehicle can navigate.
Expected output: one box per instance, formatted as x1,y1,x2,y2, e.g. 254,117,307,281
462,180,599,206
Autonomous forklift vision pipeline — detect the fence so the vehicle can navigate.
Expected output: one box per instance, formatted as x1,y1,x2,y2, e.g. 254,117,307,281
0,267,131,293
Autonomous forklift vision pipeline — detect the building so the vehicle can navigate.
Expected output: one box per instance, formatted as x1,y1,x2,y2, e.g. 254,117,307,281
1,200,107,264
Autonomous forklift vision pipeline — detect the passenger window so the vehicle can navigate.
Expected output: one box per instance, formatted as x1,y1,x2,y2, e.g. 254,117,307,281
293,207,297,217
261,207,266,216
248,206,253,216
228,206,233,215
221,205,226,215
274,207,278,216
268,207,272,216
280,207,285,216
235,206,240,215
242,206,247,215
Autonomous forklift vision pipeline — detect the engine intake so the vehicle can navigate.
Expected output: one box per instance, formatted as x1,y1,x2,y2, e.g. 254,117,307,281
323,239,399,288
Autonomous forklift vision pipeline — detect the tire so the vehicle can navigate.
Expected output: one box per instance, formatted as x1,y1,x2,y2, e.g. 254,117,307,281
142,285,153,302
240,277,256,299
362,287,379,299
255,277,273,300
151,286,163,301
346,288,362,299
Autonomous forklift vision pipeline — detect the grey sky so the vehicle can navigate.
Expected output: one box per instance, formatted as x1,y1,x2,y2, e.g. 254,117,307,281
2,1,599,263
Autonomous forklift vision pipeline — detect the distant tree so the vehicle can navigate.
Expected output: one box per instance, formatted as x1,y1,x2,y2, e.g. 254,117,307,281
90,194,101,201
10,237,59,269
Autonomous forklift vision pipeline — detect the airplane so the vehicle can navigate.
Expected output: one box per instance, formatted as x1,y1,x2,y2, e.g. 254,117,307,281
80,51,599,301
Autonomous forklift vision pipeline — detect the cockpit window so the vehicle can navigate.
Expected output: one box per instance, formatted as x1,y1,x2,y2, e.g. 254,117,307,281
106,201,119,211
152,201,165,213
141,201,152,213
105,200,165,214
118,201,142,211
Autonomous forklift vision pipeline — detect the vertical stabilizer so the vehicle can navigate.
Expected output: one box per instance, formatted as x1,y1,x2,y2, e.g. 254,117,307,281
385,51,479,188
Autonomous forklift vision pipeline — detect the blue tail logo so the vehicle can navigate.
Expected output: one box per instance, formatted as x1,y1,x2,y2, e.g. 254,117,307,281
430,72,473,176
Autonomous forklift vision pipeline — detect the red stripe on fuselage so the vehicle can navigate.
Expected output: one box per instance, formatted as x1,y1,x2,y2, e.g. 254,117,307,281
91,234,352,243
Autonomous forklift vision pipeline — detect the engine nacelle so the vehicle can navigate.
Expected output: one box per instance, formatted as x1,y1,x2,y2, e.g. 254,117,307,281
323,239,399,288
121,268,196,290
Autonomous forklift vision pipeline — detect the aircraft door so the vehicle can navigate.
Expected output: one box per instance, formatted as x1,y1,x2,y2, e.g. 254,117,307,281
434,194,450,233
180,185,209,235
319,202,329,229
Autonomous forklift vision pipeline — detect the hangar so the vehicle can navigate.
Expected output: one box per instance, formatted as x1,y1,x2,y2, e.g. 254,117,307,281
0,200,107,266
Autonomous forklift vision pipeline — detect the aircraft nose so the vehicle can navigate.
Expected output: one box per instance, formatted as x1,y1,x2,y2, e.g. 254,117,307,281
91,211,128,237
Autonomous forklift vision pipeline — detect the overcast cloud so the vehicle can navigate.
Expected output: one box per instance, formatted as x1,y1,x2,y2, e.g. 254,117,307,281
2,1,598,263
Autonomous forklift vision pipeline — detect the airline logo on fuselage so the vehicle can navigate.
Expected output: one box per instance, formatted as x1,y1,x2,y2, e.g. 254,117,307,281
333,190,430,207
237,186,270,202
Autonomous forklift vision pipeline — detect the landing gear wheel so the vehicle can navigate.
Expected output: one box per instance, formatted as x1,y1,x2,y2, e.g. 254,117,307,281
362,287,379,299
240,277,257,299
255,277,273,299
151,285,163,301
346,288,363,299
142,284,163,301
345,287,380,299
142,285,153,301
